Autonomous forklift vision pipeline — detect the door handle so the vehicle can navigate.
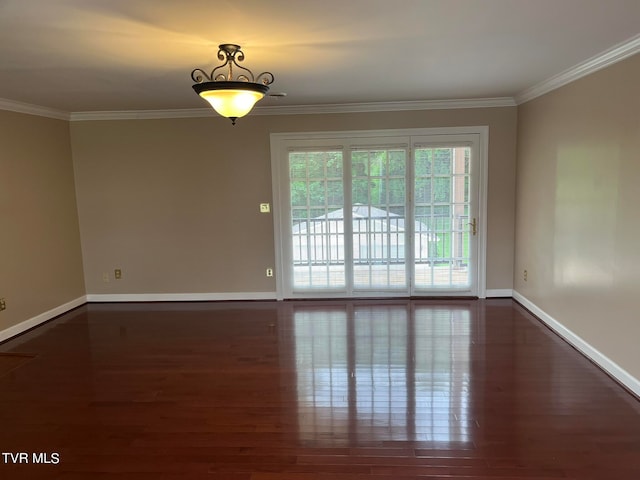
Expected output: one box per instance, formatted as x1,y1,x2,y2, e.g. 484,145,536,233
468,218,477,236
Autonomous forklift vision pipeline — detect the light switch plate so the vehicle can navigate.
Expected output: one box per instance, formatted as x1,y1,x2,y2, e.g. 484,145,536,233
259,203,271,213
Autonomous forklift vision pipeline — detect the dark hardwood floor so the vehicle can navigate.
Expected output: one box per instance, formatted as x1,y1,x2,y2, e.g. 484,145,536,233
1,298,639,479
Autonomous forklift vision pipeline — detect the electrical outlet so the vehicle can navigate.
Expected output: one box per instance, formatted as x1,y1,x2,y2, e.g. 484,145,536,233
114,269,122,279
0,298,6,311
524,269,528,281
266,268,274,277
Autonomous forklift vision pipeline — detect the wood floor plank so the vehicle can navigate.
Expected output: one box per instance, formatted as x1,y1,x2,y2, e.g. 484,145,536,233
0,299,639,479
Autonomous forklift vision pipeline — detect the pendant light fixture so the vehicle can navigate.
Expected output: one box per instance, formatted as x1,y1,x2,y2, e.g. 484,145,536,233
191,44,274,125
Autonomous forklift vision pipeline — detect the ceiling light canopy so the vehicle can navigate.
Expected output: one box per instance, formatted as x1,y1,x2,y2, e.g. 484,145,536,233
191,44,274,125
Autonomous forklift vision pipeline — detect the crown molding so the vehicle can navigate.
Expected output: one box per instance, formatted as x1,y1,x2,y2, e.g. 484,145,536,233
69,108,217,121
0,97,70,120
515,33,640,105
69,97,516,121
253,97,516,116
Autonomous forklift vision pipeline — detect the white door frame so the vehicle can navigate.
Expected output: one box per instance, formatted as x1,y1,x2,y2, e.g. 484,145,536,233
270,126,488,300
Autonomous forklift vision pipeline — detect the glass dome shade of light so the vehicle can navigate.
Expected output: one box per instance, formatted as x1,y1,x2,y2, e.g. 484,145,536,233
193,81,269,123
191,44,274,125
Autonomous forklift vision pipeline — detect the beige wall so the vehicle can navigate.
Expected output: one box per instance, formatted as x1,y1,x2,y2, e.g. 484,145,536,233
71,107,517,295
0,110,85,333
515,54,640,380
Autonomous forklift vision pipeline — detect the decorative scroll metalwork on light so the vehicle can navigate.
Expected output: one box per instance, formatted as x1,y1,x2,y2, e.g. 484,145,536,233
191,44,274,125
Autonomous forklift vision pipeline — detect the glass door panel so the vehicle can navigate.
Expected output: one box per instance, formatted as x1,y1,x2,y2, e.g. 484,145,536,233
289,150,345,290
351,148,408,290
413,146,472,291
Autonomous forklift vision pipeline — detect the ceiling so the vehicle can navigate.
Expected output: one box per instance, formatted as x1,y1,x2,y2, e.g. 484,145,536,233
0,0,639,114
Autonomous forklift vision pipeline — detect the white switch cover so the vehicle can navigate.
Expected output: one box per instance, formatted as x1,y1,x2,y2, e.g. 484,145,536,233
260,203,271,213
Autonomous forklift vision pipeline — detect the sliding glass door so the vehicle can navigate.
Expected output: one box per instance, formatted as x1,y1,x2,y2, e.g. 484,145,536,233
289,149,346,289
413,141,474,292
271,128,485,298
351,145,409,291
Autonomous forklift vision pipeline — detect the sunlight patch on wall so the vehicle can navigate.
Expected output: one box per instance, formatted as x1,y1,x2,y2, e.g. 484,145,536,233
553,144,619,289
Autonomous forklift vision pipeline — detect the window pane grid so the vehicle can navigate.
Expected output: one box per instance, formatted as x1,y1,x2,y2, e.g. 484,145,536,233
352,148,407,289
290,151,345,289
414,147,471,289
282,135,477,296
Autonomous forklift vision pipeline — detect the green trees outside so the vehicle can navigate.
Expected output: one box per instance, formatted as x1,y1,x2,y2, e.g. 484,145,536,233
289,151,343,220
289,148,469,263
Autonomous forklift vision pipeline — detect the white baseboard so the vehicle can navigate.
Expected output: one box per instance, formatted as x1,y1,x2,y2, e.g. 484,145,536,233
86,292,278,303
0,296,87,343
512,290,640,398
485,289,513,298
0,292,278,343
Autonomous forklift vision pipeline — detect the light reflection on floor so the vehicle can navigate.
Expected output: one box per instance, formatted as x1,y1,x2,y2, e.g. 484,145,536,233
293,303,471,445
